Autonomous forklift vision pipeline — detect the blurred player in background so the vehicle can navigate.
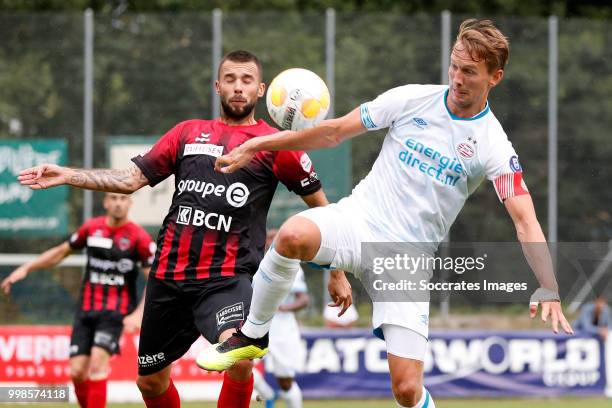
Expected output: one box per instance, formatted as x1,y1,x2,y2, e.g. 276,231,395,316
200,19,574,408
253,229,309,408
1,193,154,408
575,294,610,341
17,50,352,408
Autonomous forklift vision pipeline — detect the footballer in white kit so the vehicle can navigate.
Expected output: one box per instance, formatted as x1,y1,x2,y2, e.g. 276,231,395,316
202,19,573,408
297,83,528,343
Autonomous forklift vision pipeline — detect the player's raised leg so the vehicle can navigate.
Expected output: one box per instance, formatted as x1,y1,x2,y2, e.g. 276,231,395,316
244,215,321,338
197,215,322,370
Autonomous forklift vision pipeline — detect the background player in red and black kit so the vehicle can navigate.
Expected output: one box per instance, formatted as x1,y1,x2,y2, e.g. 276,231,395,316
17,50,353,408
1,193,155,408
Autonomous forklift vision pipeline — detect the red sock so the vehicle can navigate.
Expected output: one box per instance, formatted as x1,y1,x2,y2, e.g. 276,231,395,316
218,372,254,408
73,380,90,408
142,378,180,408
87,379,107,408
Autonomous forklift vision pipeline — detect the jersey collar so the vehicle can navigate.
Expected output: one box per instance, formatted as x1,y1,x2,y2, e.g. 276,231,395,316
443,89,490,121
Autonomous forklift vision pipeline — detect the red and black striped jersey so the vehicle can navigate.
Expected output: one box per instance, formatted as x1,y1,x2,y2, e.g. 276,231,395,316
69,216,155,315
131,118,321,280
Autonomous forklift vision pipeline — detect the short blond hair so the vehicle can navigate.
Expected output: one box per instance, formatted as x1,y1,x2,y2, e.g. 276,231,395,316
455,19,509,72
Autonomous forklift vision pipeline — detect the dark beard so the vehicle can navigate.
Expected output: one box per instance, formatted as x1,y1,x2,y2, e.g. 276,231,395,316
220,99,257,121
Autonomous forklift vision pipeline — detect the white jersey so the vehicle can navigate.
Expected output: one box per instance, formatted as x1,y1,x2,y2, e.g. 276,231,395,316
347,84,527,253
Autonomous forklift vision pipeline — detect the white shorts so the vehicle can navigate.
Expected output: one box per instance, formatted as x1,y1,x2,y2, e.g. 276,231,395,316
297,201,431,339
380,323,428,362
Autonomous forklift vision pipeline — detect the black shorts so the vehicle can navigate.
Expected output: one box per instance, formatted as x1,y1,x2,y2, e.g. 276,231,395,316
137,274,252,375
70,311,124,357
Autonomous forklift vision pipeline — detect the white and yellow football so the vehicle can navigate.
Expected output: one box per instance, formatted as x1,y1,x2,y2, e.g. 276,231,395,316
266,68,330,131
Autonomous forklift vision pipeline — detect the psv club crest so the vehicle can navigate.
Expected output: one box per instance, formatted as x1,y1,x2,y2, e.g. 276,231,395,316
456,142,475,160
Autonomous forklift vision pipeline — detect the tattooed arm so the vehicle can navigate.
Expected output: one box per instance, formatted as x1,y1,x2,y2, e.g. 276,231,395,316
18,163,150,194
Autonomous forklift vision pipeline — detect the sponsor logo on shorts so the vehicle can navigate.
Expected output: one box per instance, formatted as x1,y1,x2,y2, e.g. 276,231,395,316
138,352,166,368
216,302,244,328
94,331,115,349
70,345,79,355
184,143,224,157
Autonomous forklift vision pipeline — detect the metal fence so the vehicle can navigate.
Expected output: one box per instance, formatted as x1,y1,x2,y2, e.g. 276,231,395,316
0,10,611,323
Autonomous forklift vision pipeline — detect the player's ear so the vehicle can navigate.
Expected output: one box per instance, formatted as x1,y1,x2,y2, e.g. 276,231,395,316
214,80,221,95
489,68,504,88
258,81,266,98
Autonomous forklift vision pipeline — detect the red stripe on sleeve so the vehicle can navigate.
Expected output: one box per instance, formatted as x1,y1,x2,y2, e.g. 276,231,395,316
173,226,193,281
220,233,240,277
493,172,529,202
106,286,118,311
93,284,104,311
196,229,218,279
119,286,129,315
82,282,91,311
155,222,176,279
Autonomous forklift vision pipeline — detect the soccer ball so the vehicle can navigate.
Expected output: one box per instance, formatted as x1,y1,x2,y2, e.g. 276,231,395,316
266,68,330,131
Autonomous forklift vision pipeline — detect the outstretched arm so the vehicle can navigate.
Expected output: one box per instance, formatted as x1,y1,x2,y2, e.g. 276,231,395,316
1,241,73,295
505,194,573,334
215,107,366,173
18,163,149,194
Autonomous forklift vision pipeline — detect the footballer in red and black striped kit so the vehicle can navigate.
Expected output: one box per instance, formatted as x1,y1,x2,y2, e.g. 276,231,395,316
69,215,155,316
132,118,320,281
17,50,353,408
1,193,155,408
